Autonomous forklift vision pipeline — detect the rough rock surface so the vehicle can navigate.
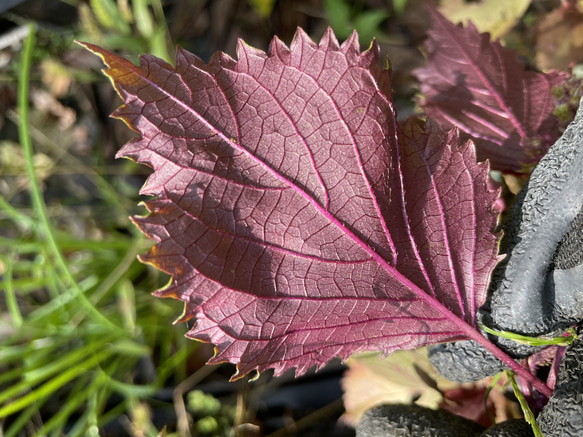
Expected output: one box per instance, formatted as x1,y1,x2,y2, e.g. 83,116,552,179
427,340,506,382
537,325,583,436
355,404,535,437
479,419,534,437
484,103,583,335
355,404,485,437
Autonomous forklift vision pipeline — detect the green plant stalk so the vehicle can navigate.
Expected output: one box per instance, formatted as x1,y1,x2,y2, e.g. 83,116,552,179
6,108,132,223
27,272,100,325
0,368,23,386
133,0,154,38
86,389,99,437
23,340,110,385
5,398,49,437
0,349,112,417
149,0,172,61
17,23,122,334
116,278,137,332
67,402,97,437
103,374,157,397
156,342,193,382
481,324,576,347
0,194,37,231
90,239,143,306
90,0,130,34
32,376,94,437
107,338,151,357
124,396,160,437
507,371,543,437
0,341,54,366
3,251,23,327
0,236,41,250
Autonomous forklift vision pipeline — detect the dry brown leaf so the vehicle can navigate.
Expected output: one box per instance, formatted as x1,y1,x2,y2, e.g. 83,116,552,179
341,348,522,427
341,348,456,425
536,2,583,70
439,0,532,39
40,59,73,98
440,374,521,427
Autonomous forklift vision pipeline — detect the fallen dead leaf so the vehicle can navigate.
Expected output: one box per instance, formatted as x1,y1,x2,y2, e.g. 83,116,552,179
341,348,454,425
535,2,583,70
439,0,531,40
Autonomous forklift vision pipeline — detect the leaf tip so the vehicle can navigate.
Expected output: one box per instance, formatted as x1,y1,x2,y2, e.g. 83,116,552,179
289,26,317,53
76,41,118,69
319,26,341,51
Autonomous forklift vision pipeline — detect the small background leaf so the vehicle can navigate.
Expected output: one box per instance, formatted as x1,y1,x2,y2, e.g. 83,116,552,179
414,6,568,172
247,0,277,19
324,0,389,44
535,1,583,71
341,348,449,425
439,0,532,40
342,348,521,427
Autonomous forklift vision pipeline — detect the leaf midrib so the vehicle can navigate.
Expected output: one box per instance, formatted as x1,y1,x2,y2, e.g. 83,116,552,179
102,45,481,341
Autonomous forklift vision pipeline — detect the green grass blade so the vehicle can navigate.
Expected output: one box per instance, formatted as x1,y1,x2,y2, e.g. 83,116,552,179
23,340,111,385
0,345,96,405
17,22,123,335
89,0,131,34
481,324,576,346
3,251,23,327
0,194,37,231
506,371,543,437
483,371,503,425
101,371,157,397
0,349,112,417
0,340,59,366
132,0,154,38
0,367,24,386
33,376,94,437
5,109,134,224
4,398,49,437
90,239,142,306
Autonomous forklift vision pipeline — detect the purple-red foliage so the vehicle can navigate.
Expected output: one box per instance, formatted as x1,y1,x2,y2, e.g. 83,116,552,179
83,26,528,381
414,6,568,172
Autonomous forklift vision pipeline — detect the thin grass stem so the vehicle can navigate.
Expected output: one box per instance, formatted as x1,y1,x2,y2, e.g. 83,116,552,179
3,251,23,327
90,238,142,305
0,194,37,231
32,375,93,437
17,22,123,334
0,349,112,418
4,399,47,437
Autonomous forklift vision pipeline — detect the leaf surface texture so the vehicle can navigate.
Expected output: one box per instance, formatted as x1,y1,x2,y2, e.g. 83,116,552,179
415,7,566,171
83,28,500,378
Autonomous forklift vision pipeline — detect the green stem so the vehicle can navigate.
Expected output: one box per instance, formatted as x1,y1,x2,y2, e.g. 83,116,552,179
0,350,112,418
17,23,122,334
463,322,553,398
507,370,543,437
0,194,37,231
3,251,23,327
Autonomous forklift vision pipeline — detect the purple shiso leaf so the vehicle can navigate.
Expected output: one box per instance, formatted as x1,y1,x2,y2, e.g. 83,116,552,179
80,28,502,380
414,6,567,172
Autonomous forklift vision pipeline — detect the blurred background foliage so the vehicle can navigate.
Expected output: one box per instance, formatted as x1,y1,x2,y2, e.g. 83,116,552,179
1,0,582,436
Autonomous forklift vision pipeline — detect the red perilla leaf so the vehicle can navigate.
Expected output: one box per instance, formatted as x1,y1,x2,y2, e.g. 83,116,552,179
81,28,501,379
414,6,567,172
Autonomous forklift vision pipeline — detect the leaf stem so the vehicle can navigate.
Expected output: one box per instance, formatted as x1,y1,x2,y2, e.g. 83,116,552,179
463,323,553,398
387,260,553,397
